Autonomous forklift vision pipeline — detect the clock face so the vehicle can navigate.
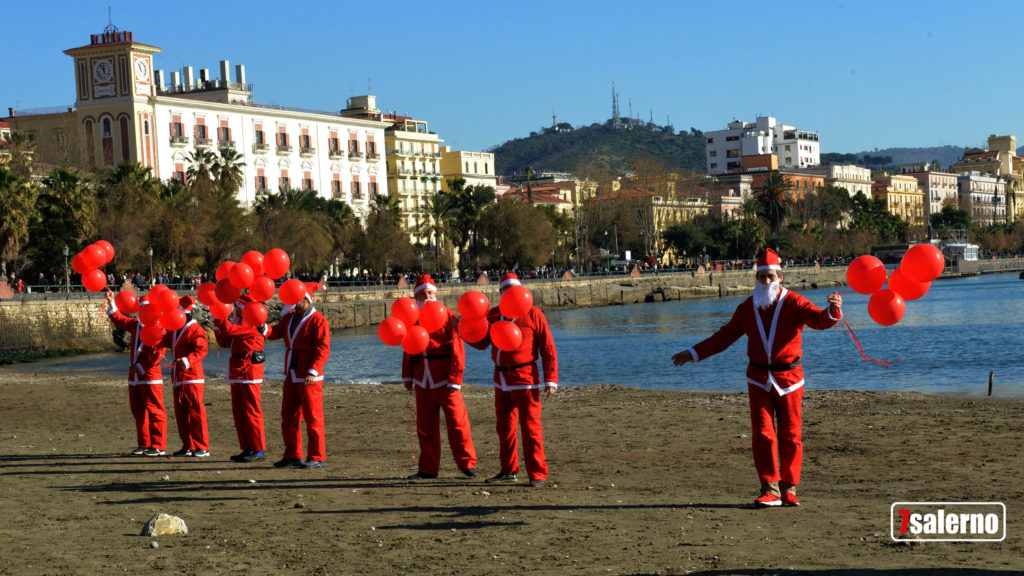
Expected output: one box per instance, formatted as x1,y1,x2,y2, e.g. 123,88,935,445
134,58,150,82
93,59,114,83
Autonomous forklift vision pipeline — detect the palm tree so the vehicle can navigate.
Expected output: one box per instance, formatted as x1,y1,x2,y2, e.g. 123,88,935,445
418,192,459,269
757,172,793,233
38,167,96,254
2,130,36,177
186,148,218,185
213,147,245,194
0,166,35,275
370,192,402,220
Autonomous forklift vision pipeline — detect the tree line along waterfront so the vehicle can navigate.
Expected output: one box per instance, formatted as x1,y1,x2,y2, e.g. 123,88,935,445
2,135,1024,293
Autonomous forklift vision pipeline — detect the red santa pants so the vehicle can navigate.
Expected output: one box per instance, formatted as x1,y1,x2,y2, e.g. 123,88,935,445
494,388,547,481
128,383,166,450
414,385,477,475
747,383,803,486
173,383,209,451
231,383,266,452
281,380,325,461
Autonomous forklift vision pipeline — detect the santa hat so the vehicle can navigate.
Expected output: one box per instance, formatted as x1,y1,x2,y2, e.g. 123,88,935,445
237,293,254,308
178,296,196,313
757,249,782,272
499,273,521,290
413,274,436,294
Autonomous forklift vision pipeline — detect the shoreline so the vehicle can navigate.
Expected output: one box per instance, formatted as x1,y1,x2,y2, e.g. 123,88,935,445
1,372,1021,575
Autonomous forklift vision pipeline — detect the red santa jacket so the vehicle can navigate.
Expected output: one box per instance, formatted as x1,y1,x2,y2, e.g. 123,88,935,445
214,317,266,384
469,305,558,391
688,288,839,395
159,320,207,387
265,306,330,383
401,308,465,389
106,306,166,385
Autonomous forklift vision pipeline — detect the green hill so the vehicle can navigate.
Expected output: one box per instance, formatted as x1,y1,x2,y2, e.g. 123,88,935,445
491,121,707,177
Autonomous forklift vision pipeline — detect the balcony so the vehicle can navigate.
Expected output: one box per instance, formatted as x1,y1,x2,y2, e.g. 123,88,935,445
255,188,269,197
366,151,380,161
349,150,364,160
195,137,213,148
300,146,316,157
253,142,270,154
276,144,293,155
328,148,345,160
170,135,189,147
219,140,236,149
399,168,414,178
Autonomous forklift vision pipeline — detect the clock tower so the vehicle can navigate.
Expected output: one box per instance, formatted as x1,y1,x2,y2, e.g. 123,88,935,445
64,24,161,170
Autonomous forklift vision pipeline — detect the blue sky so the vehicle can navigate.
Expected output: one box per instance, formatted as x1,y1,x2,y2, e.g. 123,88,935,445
2,0,1020,154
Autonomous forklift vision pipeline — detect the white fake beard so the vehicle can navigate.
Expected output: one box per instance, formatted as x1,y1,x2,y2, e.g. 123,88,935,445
415,296,437,309
753,281,782,309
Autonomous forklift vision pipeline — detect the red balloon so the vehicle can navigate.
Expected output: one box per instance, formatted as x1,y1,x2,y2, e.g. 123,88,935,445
846,255,887,295
71,252,90,275
241,251,265,277
93,240,115,264
216,261,235,282
139,325,165,347
215,278,241,305
378,317,408,346
161,308,187,331
81,244,106,269
138,303,163,326
490,320,523,352
418,301,448,333
209,300,233,320
153,287,179,312
901,244,945,283
458,290,490,320
249,275,276,301
401,325,430,355
887,268,931,301
499,286,533,319
391,297,419,326
458,317,489,343
263,248,290,280
279,278,307,305
242,302,268,327
114,290,139,314
197,282,219,306
81,268,107,292
228,262,255,290
868,289,906,326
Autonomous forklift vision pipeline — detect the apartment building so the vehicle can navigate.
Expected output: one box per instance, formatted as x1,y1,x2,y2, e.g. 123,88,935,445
704,116,820,175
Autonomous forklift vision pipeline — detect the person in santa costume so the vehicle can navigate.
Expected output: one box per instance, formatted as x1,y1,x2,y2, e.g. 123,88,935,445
672,248,842,507
213,294,268,463
159,296,211,457
103,289,168,456
402,274,478,479
468,272,558,487
264,287,331,469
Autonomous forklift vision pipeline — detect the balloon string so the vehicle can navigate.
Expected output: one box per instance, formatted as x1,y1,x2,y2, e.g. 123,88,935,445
834,291,854,295
838,317,901,368
405,395,418,463
217,349,229,383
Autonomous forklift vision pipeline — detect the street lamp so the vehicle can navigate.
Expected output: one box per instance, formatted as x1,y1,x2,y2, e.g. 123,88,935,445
419,251,424,273
147,245,154,286
550,249,555,276
62,245,69,293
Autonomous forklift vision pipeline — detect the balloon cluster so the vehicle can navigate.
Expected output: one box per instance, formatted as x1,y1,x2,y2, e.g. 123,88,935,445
197,248,295,326
73,240,115,292
377,285,536,353
846,244,945,326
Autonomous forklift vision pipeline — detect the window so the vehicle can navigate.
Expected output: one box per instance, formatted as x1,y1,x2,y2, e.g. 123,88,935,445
219,126,230,141
726,135,739,142
280,176,290,189
473,162,478,174
707,137,714,144
255,128,265,144
300,134,311,148
144,120,150,135
329,136,340,151
303,177,313,190
174,162,185,183
710,163,717,169
195,124,207,139
256,175,267,190
278,132,288,146
102,119,112,138
369,178,378,195
349,138,360,153
465,161,470,172
726,149,741,158
709,151,717,157
331,179,342,199
352,179,361,198
484,163,489,174
367,140,376,155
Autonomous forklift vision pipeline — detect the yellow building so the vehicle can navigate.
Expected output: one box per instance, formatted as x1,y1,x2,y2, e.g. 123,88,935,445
872,174,924,226
382,116,443,239
438,147,496,192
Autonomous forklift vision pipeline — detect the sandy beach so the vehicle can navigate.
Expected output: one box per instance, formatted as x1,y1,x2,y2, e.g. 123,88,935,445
0,369,1021,575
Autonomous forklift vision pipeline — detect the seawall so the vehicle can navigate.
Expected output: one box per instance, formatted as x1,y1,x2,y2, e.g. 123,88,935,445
1,259,1019,363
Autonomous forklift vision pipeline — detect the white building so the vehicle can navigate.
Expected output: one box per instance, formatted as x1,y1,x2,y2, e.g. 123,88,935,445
899,164,959,218
957,172,1006,226
705,116,820,175
805,164,873,197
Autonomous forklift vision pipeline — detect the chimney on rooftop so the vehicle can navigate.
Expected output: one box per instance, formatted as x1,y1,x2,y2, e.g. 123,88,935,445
156,70,165,92
183,66,194,90
235,64,246,87
220,60,230,85
170,71,180,92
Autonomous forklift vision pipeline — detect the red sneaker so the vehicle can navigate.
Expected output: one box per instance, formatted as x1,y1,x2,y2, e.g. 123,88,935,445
782,493,800,507
754,493,782,507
